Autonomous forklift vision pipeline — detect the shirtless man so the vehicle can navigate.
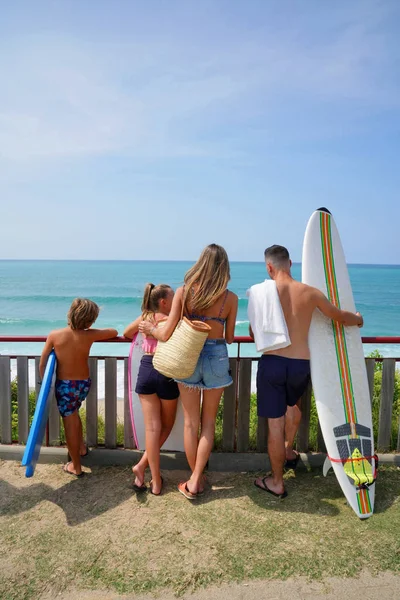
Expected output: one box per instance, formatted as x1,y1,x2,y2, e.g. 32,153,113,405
40,298,117,477
251,245,363,498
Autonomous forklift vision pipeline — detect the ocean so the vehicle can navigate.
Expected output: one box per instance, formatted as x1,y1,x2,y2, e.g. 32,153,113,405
1,260,400,396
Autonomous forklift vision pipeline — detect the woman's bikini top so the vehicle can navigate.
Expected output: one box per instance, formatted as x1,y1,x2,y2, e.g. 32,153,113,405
187,289,229,326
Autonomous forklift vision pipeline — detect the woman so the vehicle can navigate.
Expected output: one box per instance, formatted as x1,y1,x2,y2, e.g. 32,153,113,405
139,244,238,499
124,283,179,496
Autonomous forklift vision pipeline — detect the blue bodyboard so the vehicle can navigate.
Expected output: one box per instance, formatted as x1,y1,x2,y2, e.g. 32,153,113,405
21,351,57,477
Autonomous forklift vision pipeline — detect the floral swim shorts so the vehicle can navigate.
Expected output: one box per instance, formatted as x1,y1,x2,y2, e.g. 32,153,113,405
55,378,91,417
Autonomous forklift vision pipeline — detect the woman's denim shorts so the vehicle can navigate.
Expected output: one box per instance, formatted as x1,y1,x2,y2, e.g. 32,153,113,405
175,339,233,390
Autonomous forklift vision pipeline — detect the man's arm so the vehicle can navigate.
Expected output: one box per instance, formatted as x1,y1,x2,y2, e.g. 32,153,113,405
249,324,254,340
314,290,363,327
39,333,54,379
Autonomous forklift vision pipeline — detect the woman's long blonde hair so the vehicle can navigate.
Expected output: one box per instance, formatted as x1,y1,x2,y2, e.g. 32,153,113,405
183,244,230,313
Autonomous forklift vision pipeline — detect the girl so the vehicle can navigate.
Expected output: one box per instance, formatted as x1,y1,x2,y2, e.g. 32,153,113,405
139,244,238,499
124,283,179,495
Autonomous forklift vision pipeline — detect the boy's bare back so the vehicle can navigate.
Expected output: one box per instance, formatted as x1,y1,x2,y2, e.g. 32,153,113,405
48,327,117,379
39,298,118,380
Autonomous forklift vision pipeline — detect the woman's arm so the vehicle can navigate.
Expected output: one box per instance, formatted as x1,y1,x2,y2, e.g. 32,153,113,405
224,293,238,344
123,316,142,339
139,287,184,341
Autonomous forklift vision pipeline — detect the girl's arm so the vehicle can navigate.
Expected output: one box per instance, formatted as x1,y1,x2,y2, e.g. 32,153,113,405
139,287,184,342
123,316,142,339
39,333,54,379
224,293,238,344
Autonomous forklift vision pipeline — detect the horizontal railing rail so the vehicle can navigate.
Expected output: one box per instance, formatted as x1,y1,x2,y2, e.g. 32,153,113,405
1,335,400,344
0,336,399,453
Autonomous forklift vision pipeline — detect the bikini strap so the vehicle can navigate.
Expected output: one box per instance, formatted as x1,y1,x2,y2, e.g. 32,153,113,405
218,289,229,317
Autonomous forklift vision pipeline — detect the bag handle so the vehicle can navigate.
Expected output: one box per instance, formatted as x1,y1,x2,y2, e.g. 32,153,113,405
180,284,188,322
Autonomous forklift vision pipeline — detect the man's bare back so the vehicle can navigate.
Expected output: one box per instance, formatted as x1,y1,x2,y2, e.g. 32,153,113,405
265,280,317,360
264,274,363,360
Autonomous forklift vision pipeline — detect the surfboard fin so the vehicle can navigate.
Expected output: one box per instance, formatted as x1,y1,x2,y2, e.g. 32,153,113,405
323,456,332,477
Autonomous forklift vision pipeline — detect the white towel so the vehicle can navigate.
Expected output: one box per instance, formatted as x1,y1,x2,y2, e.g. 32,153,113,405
247,280,291,353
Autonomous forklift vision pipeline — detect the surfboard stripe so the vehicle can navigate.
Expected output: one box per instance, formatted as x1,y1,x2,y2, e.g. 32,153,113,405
320,211,358,425
320,219,354,421
358,488,371,515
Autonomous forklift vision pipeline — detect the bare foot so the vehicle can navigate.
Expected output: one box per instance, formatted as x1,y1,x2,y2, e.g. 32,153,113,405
186,478,200,495
132,464,145,489
254,475,285,496
150,476,163,496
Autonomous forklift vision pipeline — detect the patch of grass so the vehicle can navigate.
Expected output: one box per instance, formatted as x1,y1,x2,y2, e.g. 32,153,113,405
0,463,399,600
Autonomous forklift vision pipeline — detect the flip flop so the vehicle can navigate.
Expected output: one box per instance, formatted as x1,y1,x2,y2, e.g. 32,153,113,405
150,477,163,496
285,452,300,470
62,462,85,478
132,480,147,493
178,481,198,500
254,476,287,499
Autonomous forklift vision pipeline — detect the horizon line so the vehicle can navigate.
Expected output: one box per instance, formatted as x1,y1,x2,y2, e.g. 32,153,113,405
1,259,400,268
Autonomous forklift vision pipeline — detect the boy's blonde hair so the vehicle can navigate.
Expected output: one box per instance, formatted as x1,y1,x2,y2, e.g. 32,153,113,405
68,298,100,330
183,243,230,313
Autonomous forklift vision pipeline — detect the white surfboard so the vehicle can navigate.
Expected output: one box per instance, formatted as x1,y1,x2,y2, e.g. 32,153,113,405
128,333,185,451
302,208,376,519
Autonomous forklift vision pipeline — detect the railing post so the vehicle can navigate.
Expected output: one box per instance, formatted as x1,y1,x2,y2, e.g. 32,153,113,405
124,357,134,449
48,392,60,445
0,357,12,444
105,357,117,448
317,421,326,453
222,358,237,451
17,356,29,444
377,358,396,451
237,358,251,452
365,358,375,407
86,358,98,447
256,416,268,453
297,380,312,452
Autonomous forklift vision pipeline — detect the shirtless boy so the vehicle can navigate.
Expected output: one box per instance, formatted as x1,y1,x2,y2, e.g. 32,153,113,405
251,245,363,498
39,298,117,477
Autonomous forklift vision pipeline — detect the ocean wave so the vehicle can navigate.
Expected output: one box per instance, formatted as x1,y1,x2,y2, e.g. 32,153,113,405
0,318,23,324
0,294,144,304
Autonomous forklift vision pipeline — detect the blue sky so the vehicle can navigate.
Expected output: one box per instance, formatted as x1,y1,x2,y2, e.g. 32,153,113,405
1,0,399,263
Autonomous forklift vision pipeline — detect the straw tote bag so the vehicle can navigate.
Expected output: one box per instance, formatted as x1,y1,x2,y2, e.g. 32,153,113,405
153,299,211,380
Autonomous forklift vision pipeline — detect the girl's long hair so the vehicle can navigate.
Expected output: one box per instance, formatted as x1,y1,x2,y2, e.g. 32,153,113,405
141,284,172,320
183,244,230,313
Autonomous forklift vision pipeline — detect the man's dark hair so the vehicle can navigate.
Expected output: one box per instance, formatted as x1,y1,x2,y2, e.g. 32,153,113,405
264,245,290,268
